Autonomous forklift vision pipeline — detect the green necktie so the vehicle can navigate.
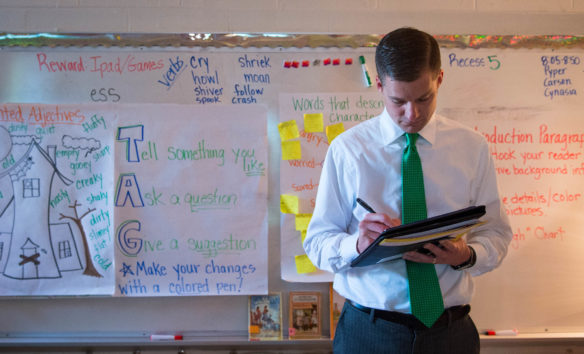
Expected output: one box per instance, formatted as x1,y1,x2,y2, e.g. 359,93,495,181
402,133,444,328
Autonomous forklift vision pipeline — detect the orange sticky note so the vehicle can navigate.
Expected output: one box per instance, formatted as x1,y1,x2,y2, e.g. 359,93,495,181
303,113,324,132
280,194,299,214
295,213,312,231
295,254,317,274
278,120,300,141
249,325,260,334
281,140,301,160
326,123,345,143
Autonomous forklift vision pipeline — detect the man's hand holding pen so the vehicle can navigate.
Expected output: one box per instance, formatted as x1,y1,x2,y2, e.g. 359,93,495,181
357,212,401,253
356,198,400,253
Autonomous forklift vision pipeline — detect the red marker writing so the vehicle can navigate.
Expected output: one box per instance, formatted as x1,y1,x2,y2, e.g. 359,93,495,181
150,334,183,341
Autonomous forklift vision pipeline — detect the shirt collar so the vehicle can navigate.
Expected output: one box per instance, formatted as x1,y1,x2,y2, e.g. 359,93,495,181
380,108,437,146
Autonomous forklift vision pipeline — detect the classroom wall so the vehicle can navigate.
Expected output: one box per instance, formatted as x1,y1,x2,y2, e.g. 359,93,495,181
0,0,583,35
1,2,584,354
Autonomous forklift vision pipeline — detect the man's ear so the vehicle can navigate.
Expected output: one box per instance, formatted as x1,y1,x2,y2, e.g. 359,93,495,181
436,70,444,88
375,75,384,92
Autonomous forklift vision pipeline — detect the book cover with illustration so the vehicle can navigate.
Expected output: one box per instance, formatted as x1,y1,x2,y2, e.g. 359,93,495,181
248,293,282,341
330,283,345,340
289,291,321,339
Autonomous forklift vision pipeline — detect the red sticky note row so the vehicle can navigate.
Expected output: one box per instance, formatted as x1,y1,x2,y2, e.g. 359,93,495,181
283,58,353,68
283,61,300,68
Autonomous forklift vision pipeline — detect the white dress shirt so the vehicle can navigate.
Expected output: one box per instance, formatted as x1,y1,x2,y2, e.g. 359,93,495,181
304,108,512,313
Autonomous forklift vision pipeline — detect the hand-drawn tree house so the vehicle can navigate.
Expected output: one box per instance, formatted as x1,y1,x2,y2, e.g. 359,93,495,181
0,131,85,280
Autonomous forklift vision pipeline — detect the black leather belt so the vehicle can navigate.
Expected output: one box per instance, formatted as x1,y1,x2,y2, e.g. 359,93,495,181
349,300,470,330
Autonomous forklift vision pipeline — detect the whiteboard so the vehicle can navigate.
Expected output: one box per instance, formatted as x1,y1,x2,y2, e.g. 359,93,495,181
0,34,583,337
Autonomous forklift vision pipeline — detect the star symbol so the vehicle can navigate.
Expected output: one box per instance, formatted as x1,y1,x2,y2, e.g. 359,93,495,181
120,262,134,277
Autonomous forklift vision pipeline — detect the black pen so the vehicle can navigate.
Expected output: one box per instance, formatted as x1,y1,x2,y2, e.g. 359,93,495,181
356,198,376,213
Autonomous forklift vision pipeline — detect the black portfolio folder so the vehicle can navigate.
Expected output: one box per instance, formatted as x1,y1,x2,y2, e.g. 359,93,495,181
350,205,486,268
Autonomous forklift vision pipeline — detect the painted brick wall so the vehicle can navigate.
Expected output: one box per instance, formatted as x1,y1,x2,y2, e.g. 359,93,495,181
0,1,583,36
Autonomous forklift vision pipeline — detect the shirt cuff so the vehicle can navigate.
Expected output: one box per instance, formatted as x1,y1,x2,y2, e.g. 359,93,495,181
339,232,360,265
467,242,487,275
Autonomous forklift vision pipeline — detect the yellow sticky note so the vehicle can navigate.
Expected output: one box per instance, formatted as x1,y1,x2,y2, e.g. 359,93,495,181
304,113,324,132
300,230,307,244
295,254,317,274
295,213,312,231
278,120,300,141
281,140,302,160
326,123,345,143
280,194,299,214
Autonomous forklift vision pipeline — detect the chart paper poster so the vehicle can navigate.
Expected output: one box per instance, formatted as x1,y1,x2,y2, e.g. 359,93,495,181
0,103,115,295
114,104,268,296
0,103,268,296
279,93,384,282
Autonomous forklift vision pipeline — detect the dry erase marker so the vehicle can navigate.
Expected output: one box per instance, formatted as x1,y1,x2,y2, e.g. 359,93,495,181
359,55,372,87
150,334,183,341
356,198,376,213
484,329,518,336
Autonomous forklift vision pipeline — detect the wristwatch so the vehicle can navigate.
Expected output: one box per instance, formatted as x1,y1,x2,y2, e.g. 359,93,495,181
451,246,476,270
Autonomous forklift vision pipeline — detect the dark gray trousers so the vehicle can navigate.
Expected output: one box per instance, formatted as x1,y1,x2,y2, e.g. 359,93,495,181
333,302,480,354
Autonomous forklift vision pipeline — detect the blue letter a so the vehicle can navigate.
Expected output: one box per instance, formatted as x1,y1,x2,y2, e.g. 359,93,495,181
115,173,145,207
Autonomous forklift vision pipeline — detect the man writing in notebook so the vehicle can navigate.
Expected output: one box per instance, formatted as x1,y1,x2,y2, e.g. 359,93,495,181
304,27,512,354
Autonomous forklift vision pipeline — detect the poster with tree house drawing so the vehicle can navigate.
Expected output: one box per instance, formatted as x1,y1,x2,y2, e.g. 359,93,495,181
0,104,115,295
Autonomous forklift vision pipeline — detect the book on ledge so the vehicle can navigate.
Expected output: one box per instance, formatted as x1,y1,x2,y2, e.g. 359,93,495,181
350,205,486,268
